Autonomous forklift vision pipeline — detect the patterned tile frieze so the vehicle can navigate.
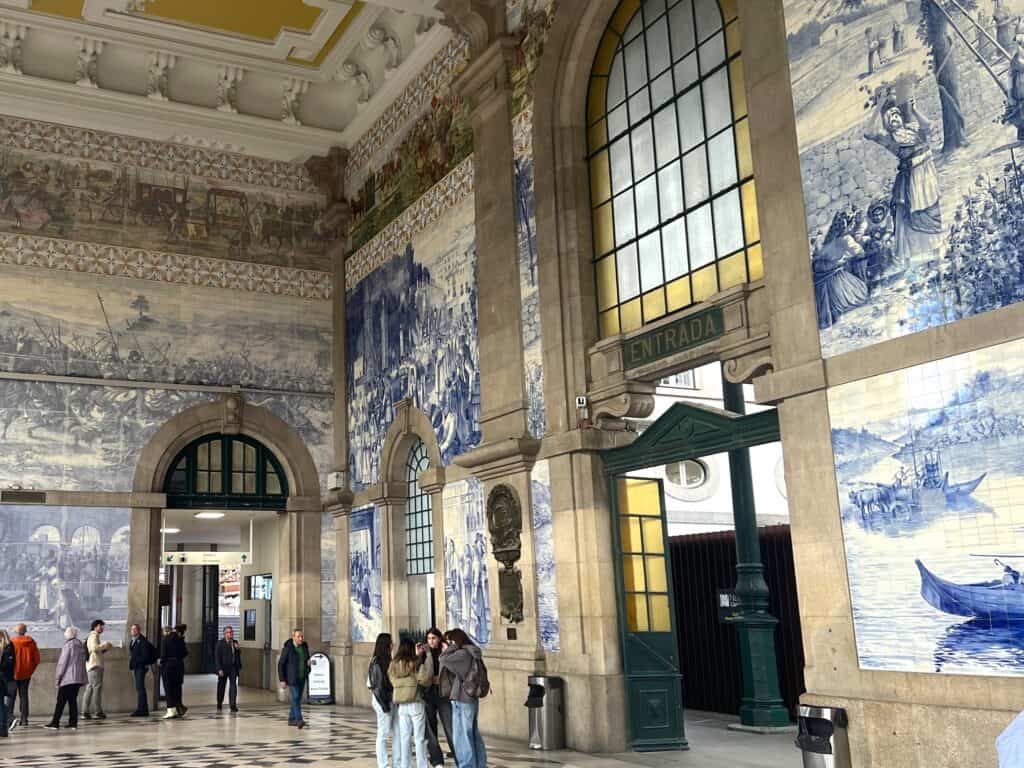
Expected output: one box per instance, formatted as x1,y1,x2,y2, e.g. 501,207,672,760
0,115,320,195
344,36,470,187
0,232,332,300
345,155,474,288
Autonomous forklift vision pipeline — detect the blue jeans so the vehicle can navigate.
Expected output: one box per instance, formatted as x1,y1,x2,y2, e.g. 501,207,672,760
289,681,304,723
451,700,486,768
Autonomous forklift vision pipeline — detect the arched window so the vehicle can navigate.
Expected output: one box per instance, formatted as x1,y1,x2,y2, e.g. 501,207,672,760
588,0,761,337
405,439,434,576
164,433,288,509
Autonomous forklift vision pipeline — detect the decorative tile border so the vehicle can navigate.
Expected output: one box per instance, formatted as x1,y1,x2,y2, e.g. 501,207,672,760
0,232,333,300
0,115,320,195
512,105,533,158
344,37,470,185
345,156,474,288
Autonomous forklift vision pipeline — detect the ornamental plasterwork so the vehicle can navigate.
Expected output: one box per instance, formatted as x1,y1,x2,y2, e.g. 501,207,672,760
0,232,332,300
345,156,473,289
0,115,319,195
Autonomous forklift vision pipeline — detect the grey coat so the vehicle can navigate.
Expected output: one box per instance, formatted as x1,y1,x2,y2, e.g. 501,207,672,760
55,637,87,688
438,644,482,704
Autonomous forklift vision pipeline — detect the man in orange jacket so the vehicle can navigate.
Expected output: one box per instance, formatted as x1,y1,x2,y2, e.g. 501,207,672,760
9,624,40,730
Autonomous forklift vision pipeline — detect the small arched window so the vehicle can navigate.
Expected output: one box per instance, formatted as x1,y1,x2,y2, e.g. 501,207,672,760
588,0,762,337
405,439,434,576
164,433,288,509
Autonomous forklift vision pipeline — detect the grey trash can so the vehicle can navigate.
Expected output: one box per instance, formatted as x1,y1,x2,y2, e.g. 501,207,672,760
525,675,565,750
796,705,851,768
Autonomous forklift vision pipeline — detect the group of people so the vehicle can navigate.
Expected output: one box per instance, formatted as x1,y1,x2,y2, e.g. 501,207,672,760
865,21,906,75
368,628,489,768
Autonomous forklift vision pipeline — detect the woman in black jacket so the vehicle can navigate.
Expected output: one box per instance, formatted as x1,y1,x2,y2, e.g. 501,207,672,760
160,625,188,719
368,633,394,768
0,630,14,738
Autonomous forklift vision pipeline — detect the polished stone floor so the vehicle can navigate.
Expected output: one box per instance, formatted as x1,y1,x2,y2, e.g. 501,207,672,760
5,677,800,768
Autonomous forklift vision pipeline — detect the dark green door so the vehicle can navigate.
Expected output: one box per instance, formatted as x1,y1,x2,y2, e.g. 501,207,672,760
611,476,686,751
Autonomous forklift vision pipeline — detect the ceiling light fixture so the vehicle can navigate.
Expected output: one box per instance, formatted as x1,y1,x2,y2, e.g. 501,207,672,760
194,511,225,520
160,527,181,534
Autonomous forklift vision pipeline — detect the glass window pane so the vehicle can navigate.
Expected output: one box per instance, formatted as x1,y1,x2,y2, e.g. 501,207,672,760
610,136,633,194
197,473,209,493
590,150,611,206
658,161,684,220
719,250,747,288
267,469,282,496
649,594,671,632
651,70,674,108
198,442,208,470
210,441,222,470
210,471,222,494
596,254,618,310
676,88,704,152
624,9,643,42
599,308,620,337
646,15,671,76
682,146,709,207
635,175,659,233
694,0,722,40
245,444,256,469
687,203,715,268
232,471,243,494
625,37,648,94
692,261,718,300
698,31,725,73
616,244,640,300
244,474,255,494
653,106,679,167
642,518,665,554
614,191,636,244
735,117,753,178
644,0,667,20
622,296,642,332
643,288,666,322
624,554,647,592
619,478,661,515
646,556,668,592
638,231,664,292
669,0,695,61
708,129,737,194
667,274,691,310
742,180,760,243
608,51,626,109
662,217,689,279
674,52,699,93
628,89,651,125
626,593,649,632
608,103,628,138
703,68,732,135
713,189,744,256
631,120,656,179
593,200,614,255
232,440,243,467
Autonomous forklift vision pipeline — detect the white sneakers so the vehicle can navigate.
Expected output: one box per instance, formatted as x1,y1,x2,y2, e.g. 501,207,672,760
162,709,178,719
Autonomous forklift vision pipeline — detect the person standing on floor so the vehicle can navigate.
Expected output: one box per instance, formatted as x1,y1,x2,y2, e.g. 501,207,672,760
439,629,489,768
0,631,15,738
9,623,39,731
278,628,311,728
424,628,455,767
160,625,188,719
82,619,112,720
390,639,433,768
128,623,157,717
45,626,87,731
369,633,395,768
215,626,242,713
173,624,190,716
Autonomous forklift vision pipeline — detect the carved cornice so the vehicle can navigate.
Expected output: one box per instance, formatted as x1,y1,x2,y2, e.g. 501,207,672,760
453,436,540,480
438,0,506,59
452,36,517,119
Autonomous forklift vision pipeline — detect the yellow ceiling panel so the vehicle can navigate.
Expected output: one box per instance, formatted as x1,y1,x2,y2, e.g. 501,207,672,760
28,0,86,19
139,0,323,41
288,2,362,67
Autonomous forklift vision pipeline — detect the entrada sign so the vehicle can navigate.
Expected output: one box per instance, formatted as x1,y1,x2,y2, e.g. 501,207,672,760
623,307,725,370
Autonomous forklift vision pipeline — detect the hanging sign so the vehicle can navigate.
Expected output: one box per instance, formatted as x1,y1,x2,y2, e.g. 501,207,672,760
162,551,250,566
623,306,725,370
307,652,334,704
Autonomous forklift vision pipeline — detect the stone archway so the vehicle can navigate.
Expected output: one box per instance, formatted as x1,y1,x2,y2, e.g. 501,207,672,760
126,394,323,654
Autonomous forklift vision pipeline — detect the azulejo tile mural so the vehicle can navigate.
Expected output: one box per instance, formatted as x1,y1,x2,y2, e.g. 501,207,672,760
0,505,130,648
350,505,383,643
443,478,492,646
346,197,480,490
829,338,1024,676
531,459,560,651
784,0,1024,357
322,510,337,645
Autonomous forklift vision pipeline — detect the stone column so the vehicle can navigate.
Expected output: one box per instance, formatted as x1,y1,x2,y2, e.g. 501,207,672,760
326,490,354,704
126,504,164,640
367,483,409,638
277,496,324,650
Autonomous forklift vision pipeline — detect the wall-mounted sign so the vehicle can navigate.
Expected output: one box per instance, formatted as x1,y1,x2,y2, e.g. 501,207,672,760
307,652,333,704
717,588,739,623
623,306,725,370
162,551,249,566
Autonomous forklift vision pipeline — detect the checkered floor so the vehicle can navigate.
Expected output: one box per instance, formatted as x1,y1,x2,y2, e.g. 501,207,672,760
8,704,567,768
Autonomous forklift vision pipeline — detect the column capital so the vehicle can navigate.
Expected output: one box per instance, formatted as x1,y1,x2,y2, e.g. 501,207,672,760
324,487,355,516
418,466,447,495
452,36,517,119
453,436,540,480
438,0,506,58
365,481,407,506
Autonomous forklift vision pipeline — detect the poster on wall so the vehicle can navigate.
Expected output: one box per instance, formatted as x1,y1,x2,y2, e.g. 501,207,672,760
829,338,1024,676
784,0,1024,358
0,505,130,648
442,478,492,646
349,505,383,642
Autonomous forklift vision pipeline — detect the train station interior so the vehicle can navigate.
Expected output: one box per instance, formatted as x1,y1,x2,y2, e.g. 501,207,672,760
1,1,1023,766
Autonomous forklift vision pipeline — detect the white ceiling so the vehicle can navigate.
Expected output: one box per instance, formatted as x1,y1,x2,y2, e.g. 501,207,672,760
161,507,279,548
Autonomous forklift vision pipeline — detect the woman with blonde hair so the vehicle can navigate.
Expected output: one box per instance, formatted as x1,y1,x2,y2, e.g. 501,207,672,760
0,630,14,737
45,626,87,731
389,638,433,768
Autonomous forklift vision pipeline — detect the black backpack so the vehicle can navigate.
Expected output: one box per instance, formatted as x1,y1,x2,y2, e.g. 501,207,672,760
0,645,14,683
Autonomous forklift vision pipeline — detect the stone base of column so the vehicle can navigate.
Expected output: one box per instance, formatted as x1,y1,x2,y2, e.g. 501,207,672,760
330,641,354,706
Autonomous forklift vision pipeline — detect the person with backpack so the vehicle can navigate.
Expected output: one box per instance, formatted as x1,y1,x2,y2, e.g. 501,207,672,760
439,629,489,768
9,623,40,730
389,639,434,768
368,633,395,768
0,630,15,738
128,623,157,716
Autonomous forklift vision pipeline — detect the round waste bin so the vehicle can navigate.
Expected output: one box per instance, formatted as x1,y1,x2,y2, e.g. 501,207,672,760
525,675,565,750
795,705,850,768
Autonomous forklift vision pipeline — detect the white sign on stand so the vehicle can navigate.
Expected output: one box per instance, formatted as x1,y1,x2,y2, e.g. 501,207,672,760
308,652,333,704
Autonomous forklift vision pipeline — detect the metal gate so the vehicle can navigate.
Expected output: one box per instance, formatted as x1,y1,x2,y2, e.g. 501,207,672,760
668,525,805,719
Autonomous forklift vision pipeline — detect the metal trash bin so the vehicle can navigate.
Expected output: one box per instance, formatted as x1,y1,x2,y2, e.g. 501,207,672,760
525,675,565,750
796,705,850,768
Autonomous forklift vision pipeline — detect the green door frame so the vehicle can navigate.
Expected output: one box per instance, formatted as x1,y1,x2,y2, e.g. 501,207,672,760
601,401,782,750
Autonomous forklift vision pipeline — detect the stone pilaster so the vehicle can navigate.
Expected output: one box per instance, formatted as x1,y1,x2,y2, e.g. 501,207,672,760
325,489,355,703
366,482,410,638
126,506,162,640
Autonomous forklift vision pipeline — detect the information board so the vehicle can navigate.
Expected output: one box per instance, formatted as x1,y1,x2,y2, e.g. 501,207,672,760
308,652,333,704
